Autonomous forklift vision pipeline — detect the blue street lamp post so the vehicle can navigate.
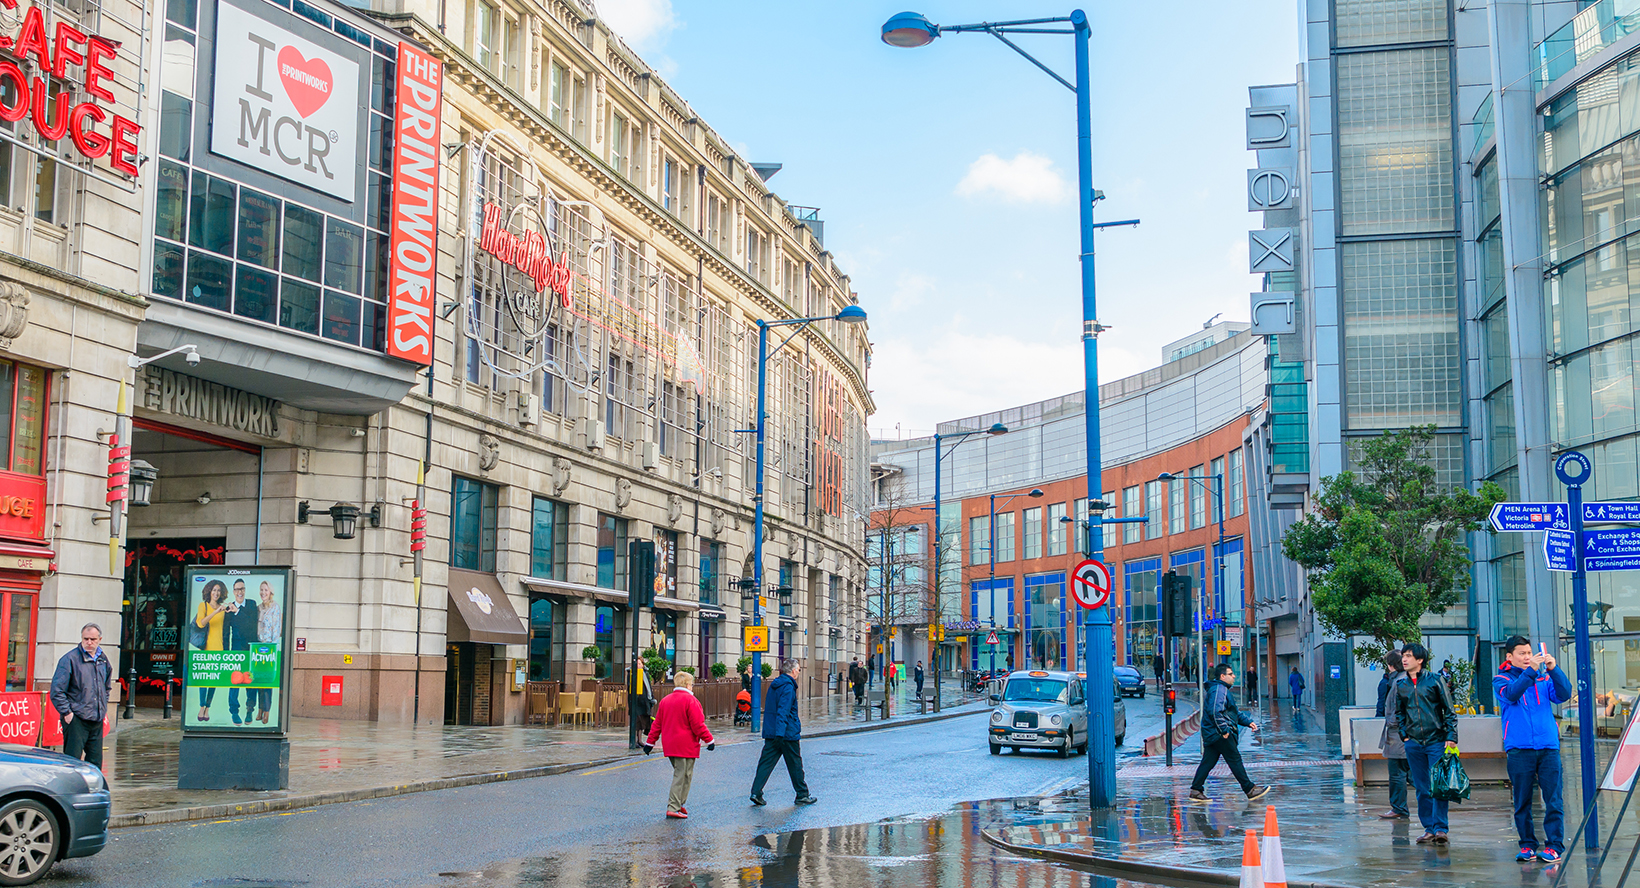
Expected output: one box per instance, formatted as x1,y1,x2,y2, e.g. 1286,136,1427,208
748,305,868,733
884,8,1123,808
931,422,1008,710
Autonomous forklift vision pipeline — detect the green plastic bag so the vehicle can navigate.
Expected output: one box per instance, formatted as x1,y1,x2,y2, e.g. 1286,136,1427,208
1431,750,1471,803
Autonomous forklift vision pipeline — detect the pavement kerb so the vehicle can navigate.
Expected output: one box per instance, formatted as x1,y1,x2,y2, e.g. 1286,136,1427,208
980,829,1359,888
109,704,988,829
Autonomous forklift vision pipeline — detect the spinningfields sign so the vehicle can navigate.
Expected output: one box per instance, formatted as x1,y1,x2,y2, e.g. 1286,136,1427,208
210,0,361,201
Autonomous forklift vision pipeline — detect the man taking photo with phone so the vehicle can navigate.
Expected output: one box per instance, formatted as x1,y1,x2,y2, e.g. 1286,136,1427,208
1493,636,1573,864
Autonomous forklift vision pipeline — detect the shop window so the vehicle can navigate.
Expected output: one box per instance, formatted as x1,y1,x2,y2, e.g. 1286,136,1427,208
593,605,624,679
323,290,361,345
234,266,278,325
238,188,280,269
185,251,231,313
279,280,321,335
324,219,363,294
451,477,499,572
596,513,628,590
282,205,323,283
652,611,677,670
528,596,559,682
3,590,33,692
188,173,235,256
530,497,567,580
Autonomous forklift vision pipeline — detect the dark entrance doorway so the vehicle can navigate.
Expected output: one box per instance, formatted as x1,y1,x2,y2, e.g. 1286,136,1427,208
121,538,227,705
445,641,477,725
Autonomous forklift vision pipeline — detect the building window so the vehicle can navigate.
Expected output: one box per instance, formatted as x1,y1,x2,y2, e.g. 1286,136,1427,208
451,477,499,572
1337,48,1453,235
610,112,630,179
699,539,722,604
663,158,681,213
1169,477,1186,534
1022,507,1042,560
1071,498,1088,554
597,513,629,591
528,596,560,682
0,361,48,477
545,61,568,126
969,516,989,566
1101,491,1117,550
1046,502,1067,557
1189,465,1207,529
1146,481,1165,541
1124,486,1142,544
605,352,637,440
530,497,568,580
571,75,589,142
1228,449,1246,518
1210,456,1226,521
828,574,840,626
706,193,727,252
994,512,1015,563
471,0,498,72
501,14,521,90
659,380,690,459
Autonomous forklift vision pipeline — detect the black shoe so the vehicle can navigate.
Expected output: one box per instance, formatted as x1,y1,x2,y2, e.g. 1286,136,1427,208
794,795,818,805
1246,785,1271,801
750,794,766,806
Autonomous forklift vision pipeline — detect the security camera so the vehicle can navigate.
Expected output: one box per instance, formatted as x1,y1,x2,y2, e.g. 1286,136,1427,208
184,350,201,366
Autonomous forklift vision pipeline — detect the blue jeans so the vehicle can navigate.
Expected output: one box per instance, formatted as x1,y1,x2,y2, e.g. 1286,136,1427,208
1387,757,1411,816
1406,741,1450,833
1507,748,1565,852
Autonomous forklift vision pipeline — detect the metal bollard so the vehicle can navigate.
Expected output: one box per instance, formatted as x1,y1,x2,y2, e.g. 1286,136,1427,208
162,673,173,720
124,664,136,719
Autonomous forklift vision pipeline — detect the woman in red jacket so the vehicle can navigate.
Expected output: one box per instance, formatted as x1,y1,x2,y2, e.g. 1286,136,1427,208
643,670,715,819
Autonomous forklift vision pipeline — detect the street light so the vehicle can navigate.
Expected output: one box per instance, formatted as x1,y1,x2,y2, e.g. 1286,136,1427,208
748,305,868,732
1158,471,1225,707
987,488,1042,673
930,421,1007,712
884,7,1120,808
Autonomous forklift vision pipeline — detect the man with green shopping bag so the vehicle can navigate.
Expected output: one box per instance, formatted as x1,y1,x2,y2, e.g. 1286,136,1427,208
1395,642,1459,846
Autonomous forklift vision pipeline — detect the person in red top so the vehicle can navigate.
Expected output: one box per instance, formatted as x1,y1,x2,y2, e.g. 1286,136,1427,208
643,670,715,819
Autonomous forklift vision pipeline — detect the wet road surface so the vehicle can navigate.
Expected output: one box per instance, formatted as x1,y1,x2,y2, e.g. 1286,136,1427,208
42,695,1171,888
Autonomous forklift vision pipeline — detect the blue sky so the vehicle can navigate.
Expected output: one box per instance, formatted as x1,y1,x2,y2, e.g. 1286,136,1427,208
598,1,1300,437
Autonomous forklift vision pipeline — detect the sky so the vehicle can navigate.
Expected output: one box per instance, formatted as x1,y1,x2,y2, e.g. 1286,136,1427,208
595,1,1301,438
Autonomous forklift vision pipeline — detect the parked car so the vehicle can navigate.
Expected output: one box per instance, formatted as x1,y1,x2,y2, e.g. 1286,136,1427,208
0,745,108,885
987,669,1126,757
1114,665,1147,698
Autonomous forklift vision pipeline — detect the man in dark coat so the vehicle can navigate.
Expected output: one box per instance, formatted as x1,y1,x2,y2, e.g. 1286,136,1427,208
51,623,111,768
750,659,816,806
224,579,260,725
1375,648,1411,820
848,658,866,705
914,661,925,699
1188,663,1269,803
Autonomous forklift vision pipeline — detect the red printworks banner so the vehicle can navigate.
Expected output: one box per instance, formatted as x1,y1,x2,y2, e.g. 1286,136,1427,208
384,41,444,366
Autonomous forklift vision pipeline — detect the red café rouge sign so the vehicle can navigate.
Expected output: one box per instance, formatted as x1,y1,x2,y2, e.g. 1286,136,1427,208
0,4,139,176
0,472,44,541
478,201,571,305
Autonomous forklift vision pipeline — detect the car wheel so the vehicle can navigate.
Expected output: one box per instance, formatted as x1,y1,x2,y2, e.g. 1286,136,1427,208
990,742,1001,755
1139,687,1147,699
0,798,59,887
1058,730,1072,759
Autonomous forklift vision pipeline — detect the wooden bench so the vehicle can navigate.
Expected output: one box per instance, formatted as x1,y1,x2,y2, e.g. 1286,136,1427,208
1349,715,1509,785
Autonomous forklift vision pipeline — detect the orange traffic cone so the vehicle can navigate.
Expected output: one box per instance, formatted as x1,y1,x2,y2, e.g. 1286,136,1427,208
1240,829,1263,888
1262,806,1288,888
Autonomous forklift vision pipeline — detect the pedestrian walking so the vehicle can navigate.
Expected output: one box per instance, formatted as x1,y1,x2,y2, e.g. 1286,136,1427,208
914,661,925,699
1395,642,1459,846
750,659,816,806
642,670,714,819
1152,652,1164,684
1374,648,1411,821
1288,666,1306,708
1188,663,1269,803
629,655,657,743
1493,635,1572,863
50,623,111,769
1244,667,1257,705
849,658,866,705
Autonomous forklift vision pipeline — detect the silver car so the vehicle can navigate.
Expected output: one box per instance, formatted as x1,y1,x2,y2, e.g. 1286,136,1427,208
987,669,1127,756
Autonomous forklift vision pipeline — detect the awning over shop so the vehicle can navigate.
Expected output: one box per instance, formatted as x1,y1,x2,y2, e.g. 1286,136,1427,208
0,540,52,572
447,568,528,644
520,575,701,611
699,605,727,622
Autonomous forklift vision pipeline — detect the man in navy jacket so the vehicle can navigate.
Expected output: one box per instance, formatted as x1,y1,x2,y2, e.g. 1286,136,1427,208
750,659,817,807
1493,635,1574,863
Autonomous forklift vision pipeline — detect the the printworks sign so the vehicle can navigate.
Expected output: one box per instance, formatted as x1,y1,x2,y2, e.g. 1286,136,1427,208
210,0,361,200
140,366,281,438
182,566,293,734
384,42,445,367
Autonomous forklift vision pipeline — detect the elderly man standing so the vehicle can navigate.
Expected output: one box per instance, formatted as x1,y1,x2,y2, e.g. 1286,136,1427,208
51,623,112,769
750,659,817,807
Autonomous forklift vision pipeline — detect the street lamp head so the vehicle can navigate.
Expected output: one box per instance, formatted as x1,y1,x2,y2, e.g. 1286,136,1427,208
986,422,1008,435
881,11,939,48
1157,472,1176,481
835,304,869,324
1028,489,1044,498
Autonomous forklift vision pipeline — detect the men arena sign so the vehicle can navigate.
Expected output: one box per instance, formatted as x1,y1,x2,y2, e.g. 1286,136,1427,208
385,42,443,366
0,3,139,176
210,0,360,201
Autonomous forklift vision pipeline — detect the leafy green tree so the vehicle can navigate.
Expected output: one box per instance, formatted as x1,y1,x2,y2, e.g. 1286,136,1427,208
1281,426,1505,665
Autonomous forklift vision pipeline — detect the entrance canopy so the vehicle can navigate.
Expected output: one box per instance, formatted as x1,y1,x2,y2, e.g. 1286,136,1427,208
447,568,528,645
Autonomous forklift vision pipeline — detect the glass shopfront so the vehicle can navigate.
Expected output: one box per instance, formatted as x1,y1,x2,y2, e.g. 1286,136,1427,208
121,537,227,701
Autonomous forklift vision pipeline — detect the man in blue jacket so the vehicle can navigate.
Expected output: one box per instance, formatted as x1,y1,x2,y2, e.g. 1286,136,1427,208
1493,635,1573,864
750,659,817,806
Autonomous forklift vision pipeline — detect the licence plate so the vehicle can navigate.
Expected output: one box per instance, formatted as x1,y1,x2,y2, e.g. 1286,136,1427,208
1010,732,1038,741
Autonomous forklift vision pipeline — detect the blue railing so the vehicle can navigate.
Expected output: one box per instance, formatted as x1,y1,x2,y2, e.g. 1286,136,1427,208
1534,0,1640,93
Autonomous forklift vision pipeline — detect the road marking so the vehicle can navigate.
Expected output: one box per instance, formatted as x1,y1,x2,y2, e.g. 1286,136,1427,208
578,757,662,777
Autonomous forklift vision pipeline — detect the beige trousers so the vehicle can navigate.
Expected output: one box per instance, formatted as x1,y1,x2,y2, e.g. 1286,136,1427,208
667,756,696,812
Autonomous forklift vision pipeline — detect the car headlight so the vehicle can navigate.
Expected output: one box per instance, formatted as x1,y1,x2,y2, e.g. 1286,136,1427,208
991,710,1004,724
74,764,104,792
1050,714,1062,726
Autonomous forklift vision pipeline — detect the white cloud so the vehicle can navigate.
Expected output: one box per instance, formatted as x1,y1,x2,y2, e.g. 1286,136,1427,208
867,329,1145,435
955,152,1068,204
596,0,676,51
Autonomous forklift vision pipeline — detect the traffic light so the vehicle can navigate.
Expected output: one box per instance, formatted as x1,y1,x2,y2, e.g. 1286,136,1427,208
1162,571,1194,637
1164,686,1177,715
629,539,657,608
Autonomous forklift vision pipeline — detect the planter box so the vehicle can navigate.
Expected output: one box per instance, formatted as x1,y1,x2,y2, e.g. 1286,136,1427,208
1349,714,1507,785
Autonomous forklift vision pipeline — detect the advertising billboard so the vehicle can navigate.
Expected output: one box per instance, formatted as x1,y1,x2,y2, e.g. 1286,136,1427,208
181,566,293,734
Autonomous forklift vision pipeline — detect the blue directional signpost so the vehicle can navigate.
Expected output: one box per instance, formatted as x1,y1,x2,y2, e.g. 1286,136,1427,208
1488,451,1607,849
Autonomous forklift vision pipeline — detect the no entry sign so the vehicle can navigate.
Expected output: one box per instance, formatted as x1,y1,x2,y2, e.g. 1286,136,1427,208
1070,558,1111,610
1602,706,1640,792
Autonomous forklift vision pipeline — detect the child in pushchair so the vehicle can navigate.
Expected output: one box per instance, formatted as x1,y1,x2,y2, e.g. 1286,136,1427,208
734,689,752,725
